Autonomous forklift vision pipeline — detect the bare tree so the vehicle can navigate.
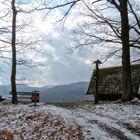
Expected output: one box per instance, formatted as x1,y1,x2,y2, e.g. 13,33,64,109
38,0,139,101
0,0,43,104
119,0,132,101
11,0,17,103
72,0,140,101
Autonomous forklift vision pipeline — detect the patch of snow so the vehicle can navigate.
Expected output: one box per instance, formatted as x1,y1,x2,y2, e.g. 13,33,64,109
0,101,140,140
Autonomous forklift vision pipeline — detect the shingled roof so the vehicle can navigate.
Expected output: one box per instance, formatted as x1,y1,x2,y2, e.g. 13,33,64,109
86,64,140,96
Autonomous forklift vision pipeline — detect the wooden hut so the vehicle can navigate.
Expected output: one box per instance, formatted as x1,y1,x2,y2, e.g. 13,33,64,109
86,64,140,100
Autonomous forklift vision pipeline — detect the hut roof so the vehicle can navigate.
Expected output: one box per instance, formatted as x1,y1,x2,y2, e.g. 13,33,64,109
86,64,140,95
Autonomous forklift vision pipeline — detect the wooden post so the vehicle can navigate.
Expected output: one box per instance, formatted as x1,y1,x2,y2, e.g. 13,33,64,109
34,92,36,107
93,60,102,104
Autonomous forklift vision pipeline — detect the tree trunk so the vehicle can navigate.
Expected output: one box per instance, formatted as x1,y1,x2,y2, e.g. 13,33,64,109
11,0,17,104
120,0,132,101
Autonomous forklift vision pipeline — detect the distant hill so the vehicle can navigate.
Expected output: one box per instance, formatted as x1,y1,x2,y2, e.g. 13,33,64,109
40,82,94,103
0,82,94,103
0,85,10,99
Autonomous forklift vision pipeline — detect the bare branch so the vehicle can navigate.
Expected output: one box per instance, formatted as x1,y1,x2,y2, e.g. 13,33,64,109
128,0,140,29
106,0,121,12
131,58,140,63
0,39,11,44
81,0,121,38
18,0,80,13
100,48,122,63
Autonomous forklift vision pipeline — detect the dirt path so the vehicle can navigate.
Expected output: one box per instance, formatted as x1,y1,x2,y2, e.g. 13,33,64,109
71,106,140,140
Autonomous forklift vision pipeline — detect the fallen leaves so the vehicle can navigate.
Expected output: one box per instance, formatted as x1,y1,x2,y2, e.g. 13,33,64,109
0,108,83,140
0,130,14,140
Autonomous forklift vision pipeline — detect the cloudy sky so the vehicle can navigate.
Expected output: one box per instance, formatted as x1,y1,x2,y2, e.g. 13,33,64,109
1,0,138,87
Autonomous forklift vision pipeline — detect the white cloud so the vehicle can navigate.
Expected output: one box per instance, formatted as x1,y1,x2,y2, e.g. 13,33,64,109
0,0,133,87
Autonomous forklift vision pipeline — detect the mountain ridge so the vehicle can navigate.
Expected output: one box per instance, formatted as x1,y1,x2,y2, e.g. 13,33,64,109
0,81,94,102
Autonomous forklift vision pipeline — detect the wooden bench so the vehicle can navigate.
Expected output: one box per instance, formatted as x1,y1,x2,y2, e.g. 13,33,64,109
9,91,40,103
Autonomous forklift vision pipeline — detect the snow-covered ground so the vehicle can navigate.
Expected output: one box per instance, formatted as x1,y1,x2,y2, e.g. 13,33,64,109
0,100,140,140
